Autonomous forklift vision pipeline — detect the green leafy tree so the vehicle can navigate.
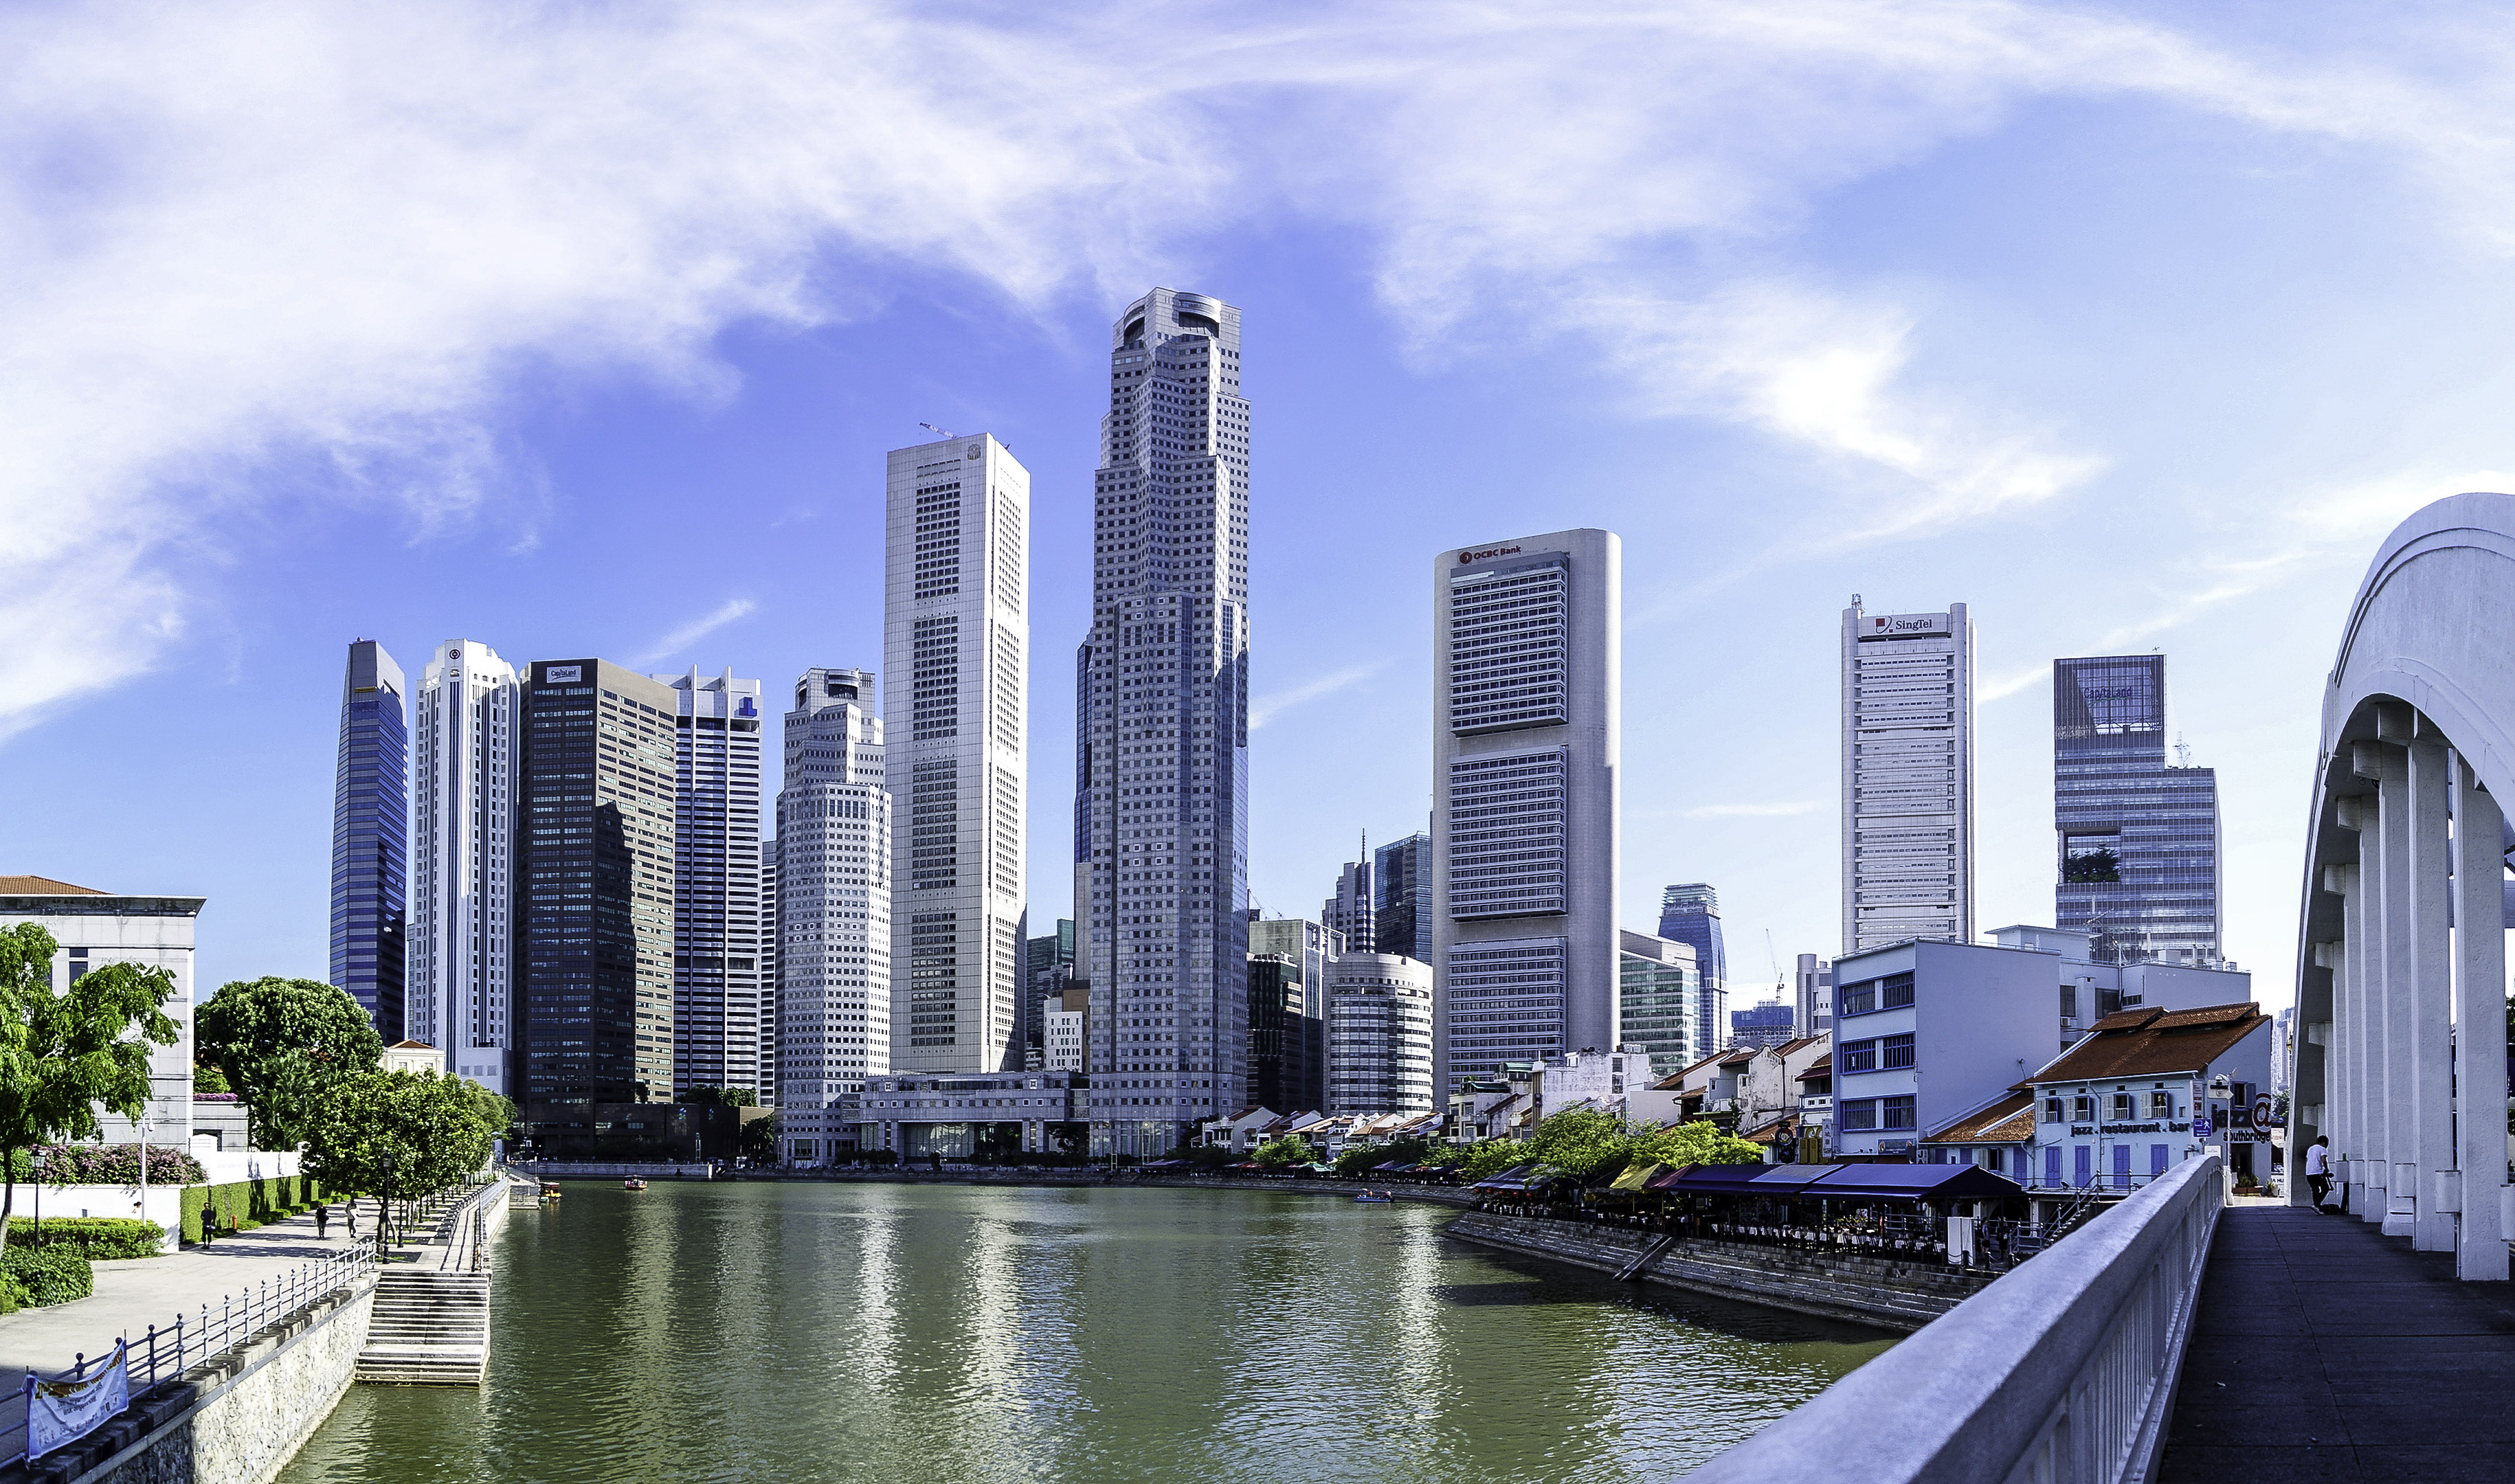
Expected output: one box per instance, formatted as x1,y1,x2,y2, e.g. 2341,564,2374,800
1458,1138,1537,1180
1518,1108,1633,1177
0,925,181,1258
1337,1136,1432,1178
1629,1118,1763,1169
1252,1135,1315,1168
739,1113,778,1162
194,977,385,1150
192,1063,230,1094
684,1086,759,1108
299,1070,499,1206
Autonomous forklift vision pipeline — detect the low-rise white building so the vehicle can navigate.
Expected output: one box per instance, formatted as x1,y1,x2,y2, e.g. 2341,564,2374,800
1043,987,1086,1072
1,876,201,1145
2024,1002,2274,1193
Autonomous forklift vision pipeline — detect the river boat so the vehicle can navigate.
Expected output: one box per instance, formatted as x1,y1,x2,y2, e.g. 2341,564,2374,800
542,1184,563,1200
1354,1192,1392,1203
623,1178,649,1192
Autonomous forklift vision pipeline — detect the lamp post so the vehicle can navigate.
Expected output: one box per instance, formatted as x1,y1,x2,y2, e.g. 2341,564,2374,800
136,1109,153,1244
32,1151,45,1249
377,1149,394,1262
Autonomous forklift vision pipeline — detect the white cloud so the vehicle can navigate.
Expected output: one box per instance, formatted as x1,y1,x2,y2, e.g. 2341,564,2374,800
1251,661,1387,728
640,598,757,665
10,0,2515,734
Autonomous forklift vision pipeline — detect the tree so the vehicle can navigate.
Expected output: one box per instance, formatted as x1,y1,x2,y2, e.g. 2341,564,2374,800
1518,1108,1631,1176
683,1086,759,1108
300,1070,499,1206
1337,1136,1432,1178
194,977,385,1151
739,1112,778,1162
1629,1118,1763,1169
0,925,181,1259
1253,1135,1315,1169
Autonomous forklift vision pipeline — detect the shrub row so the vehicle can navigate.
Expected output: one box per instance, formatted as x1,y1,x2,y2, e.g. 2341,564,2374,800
5,1217,166,1259
0,1245,93,1309
9,1144,207,1187
182,1175,328,1243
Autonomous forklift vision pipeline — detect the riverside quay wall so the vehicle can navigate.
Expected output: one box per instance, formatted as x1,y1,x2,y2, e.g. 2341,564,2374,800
1443,1211,1993,1331
3,1275,376,1484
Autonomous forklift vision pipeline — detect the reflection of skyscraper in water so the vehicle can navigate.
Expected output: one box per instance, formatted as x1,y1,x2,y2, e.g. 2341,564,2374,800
2053,654,2222,965
1656,883,1727,1054
1842,598,1975,952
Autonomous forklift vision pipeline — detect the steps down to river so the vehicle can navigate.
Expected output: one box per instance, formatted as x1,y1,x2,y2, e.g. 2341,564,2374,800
355,1271,490,1384
1445,1212,1996,1331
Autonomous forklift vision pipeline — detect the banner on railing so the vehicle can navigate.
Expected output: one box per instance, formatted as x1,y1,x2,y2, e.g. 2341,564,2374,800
27,1339,127,1461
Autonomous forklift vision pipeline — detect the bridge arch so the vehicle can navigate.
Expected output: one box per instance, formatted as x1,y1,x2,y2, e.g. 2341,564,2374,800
2293,491,2514,1279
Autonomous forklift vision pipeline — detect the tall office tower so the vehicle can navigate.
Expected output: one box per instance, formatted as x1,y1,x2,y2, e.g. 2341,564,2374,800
1322,855,1374,965
1793,952,1834,1034
331,640,410,1040
775,668,891,1112
1023,919,1075,1067
1430,530,1621,1090
759,838,778,1104
1616,930,1699,1081
658,668,766,1099
1327,953,1435,1117
408,640,519,1093
1842,598,1976,952
1730,1001,1796,1051
2053,654,2222,965
516,660,679,1121
1372,831,1430,962
1247,916,1341,1020
1247,954,1323,1115
885,434,1029,1074
1656,883,1728,1057
1077,287,1253,1156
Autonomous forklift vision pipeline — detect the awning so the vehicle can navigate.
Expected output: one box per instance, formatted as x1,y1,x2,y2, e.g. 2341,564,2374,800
1468,1164,1539,1190
1662,1162,2024,1201
1608,1162,1664,1193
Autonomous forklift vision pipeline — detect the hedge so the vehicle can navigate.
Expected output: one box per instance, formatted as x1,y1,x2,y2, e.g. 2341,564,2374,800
181,1175,328,1244
5,1217,164,1259
1,1245,93,1307
10,1144,206,1187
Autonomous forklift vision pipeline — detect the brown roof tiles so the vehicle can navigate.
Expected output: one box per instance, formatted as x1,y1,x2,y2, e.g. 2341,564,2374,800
0,875,108,895
2021,1001,2269,1088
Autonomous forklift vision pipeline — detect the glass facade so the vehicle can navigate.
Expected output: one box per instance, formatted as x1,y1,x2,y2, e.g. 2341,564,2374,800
2053,655,2221,965
1617,936,1699,1081
1372,831,1429,962
1729,1002,1796,1051
331,640,408,1039
518,660,680,1118
1657,883,1728,1053
1246,954,1323,1114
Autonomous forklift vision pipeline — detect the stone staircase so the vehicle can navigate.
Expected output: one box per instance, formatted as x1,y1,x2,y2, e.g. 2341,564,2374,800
355,1269,490,1385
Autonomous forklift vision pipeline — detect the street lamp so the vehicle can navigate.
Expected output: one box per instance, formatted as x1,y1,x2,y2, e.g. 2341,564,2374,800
32,1151,45,1249
377,1149,394,1261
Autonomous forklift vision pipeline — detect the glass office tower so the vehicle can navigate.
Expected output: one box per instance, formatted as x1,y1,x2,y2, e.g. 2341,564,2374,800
1656,882,1728,1050
2053,654,2222,965
1372,831,1429,963
1617,930,1699,1081
331,640,409,1039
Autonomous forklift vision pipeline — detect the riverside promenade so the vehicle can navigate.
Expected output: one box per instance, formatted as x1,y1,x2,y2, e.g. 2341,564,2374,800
0,1206,367,1443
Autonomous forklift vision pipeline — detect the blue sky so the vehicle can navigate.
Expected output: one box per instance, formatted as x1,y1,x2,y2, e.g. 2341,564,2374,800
10,1,2515,1012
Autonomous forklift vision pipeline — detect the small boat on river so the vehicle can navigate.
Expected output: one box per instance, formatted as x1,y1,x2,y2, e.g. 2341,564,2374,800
1354,1192,1392,1203
623,1178,649,1192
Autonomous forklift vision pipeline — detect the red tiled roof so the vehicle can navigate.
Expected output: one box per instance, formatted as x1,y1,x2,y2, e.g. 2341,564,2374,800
0,876,107,895
1923,1092,2034,1145
1796,1053,1833,1080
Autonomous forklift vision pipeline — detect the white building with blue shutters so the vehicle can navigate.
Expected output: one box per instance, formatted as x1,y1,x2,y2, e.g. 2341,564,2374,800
2022,1002,2274,1193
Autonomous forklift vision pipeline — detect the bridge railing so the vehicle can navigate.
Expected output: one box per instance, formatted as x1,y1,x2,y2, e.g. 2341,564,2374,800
1688,1154,2222,1484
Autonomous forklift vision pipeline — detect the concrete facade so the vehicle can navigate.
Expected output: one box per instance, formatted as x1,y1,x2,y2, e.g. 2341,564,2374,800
775,668,891,1115
1432,528,1620,1091
1326,952,1433,1116
1841,598,1974,953
407,638,518,1094
657,668,768,1100
846,1070,1084,1159
1826,938,2056,1158
0,879,201,1145
886,434,1029,1075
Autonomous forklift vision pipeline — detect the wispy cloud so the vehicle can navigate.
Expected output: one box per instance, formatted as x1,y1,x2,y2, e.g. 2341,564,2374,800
1679,800,1821,820
1251,660,1387,728
640,598,757,665
10,1,2515,734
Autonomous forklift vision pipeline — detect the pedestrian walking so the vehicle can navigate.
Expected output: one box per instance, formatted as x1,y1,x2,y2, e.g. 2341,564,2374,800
344,1198,358,1240
315,1202,330,1239
2305,1136,2334,1212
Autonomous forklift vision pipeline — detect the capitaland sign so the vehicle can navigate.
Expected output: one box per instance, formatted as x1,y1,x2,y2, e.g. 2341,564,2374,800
1457,543,1523,565
1862,613,1952,640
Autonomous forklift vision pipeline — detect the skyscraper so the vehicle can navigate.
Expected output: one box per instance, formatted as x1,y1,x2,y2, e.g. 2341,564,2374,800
759,836,779,1105
1842,598,1976,952
1023,918,1074,1068
1656,884,1728,1057
1617,930,1698,1081
1077,286,1253,1156
1322,854,1373,973
516,660,679,1120
408,640,518,1092
1431,530,1621,1090
1794,952,1834,1034
1248,915,1340,1020
1327,953,1434,1117
776,668,891,1128
1372,830,1430,963
659,668,766,1099
2053,654,2222,965
331,640,409,1040
886,434,1029,1074
1730,1001,1796,1050
1248,954,1325,1115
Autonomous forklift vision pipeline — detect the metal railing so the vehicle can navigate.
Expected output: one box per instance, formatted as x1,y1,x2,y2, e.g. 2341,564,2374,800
1688,1154,2222,1484
1,1244,377,1464
435,1180,503,1274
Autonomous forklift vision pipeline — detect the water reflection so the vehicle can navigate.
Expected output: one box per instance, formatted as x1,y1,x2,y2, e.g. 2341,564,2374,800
280,1183,1893,1484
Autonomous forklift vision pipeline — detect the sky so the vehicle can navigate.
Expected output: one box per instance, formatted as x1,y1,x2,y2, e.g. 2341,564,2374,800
10,0,2515,1013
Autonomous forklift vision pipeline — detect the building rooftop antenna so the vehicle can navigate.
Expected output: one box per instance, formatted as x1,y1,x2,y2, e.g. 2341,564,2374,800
2174,731,2191,768
919,421,958,438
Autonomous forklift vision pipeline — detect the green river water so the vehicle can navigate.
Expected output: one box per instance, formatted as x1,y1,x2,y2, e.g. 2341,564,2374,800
276,1180,1892,1483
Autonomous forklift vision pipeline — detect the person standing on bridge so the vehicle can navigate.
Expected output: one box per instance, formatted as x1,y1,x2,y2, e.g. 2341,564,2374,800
2305,1136,2333,1211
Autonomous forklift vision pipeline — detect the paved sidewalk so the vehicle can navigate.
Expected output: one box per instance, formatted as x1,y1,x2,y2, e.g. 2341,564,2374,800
2159,1204,2515,1482
0,1202,372,1382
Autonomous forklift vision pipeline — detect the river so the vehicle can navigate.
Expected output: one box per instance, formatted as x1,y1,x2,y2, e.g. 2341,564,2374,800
278,1180,1893,1483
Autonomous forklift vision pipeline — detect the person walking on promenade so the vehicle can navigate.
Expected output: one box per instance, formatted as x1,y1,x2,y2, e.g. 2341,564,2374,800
315,1202,330,1239
2305,1136,2334,1211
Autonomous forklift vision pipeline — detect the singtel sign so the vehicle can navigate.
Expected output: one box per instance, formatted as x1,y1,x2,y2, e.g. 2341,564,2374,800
1862,612,1951,640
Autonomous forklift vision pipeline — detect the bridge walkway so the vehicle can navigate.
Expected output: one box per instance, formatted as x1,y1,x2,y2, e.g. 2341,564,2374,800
2160,1204,2515,1482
